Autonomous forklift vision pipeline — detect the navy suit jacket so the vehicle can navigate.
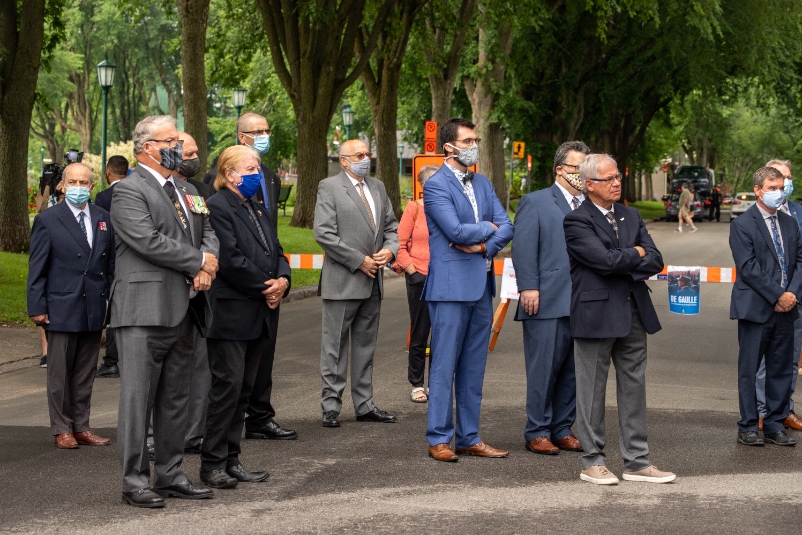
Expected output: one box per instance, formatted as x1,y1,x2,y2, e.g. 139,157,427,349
94,181,117,213
422,166,513,302
729,203,802,323
512,184,574,320
203,162,280,232
785,200,802,233
27,202,115,332
564,200,663,338
205,188,291,341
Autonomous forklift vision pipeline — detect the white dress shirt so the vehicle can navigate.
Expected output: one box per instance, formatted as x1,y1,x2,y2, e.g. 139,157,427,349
66,201,92,248
348,174,377,229
555,181,585,209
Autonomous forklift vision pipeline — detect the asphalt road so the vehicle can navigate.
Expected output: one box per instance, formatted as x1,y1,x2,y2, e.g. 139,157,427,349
3,214,802,534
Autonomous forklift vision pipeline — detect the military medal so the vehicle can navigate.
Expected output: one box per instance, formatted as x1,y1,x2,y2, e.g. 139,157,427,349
184,194,210,215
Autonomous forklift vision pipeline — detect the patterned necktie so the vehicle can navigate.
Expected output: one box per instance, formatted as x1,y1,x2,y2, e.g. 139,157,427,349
78,211,88,241
770,215,788,288
163,180,188,229
571,197,581,210
606,211,619,239
357,182,376,232
244,200,270,253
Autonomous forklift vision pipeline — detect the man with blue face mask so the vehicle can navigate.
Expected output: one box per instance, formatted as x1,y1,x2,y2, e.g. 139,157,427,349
27,163,116,450
730,166,802,448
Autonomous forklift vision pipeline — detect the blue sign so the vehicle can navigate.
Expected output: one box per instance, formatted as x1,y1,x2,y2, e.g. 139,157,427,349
667,266,700,315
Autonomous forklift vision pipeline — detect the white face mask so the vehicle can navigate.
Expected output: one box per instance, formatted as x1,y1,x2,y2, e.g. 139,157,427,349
445,143,479,167
348,156,371,177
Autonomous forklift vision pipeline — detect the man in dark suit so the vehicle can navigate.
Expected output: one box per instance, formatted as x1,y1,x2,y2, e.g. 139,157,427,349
111,115,220,508
95,155,129,379
203,112,294,440
564,153,673,485
512,141,589,456
423,118,514,462
27,163,115,449
730,166,802,448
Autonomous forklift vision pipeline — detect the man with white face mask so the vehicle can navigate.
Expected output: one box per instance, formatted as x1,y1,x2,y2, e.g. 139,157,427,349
730,166,802,448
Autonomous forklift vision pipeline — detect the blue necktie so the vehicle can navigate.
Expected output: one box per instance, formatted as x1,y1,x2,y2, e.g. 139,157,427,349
770,215,788,288
78,212,88,240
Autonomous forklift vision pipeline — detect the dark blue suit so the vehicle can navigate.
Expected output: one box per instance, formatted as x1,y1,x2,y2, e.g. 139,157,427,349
94,181,117,213
423,165,513,448
730,203,802,433
512,184,577,444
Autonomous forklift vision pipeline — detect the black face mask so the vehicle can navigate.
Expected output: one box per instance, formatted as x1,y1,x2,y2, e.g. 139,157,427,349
178,157,200,178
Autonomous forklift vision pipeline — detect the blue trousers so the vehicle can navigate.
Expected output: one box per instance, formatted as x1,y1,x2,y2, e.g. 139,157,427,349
755,303,801,417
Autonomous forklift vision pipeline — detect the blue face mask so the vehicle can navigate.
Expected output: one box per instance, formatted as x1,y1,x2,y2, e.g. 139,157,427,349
251,135,270,155
784,178,794,199
65,186,91,207
762,189,785,210
233,171,262,199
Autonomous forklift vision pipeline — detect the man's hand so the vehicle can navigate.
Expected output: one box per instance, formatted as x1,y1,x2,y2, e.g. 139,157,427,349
359,256,380,278
519,290,540,316
634,246,646,258
201,253,219,275
775,291,798,312
454,243,485,254
30,314,49,325
488,222,499,231
262,278,288,305
372,249,394,268
192,270,213,291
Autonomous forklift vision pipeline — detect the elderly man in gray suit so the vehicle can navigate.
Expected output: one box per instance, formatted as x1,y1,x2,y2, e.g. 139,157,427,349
111,115,220,508
314,138,399,428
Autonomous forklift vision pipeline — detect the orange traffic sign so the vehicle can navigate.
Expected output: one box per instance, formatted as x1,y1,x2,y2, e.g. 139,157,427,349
512,141,525,159
424,121,438,154
411,154,477,201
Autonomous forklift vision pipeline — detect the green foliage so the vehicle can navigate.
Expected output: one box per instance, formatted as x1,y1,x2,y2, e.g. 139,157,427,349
0,252,32,325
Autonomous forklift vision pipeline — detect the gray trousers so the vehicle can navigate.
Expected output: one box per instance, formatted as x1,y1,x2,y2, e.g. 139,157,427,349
116,315,194,492
46,330,102,436
574,305,651,472
320,281,380,416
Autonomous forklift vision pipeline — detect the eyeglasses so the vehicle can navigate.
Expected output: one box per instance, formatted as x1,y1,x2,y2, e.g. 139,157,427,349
455,138,481,146
588,174,623,183
560,163,580,171
342,152,373,160
243,129,272,136
148,138,182,147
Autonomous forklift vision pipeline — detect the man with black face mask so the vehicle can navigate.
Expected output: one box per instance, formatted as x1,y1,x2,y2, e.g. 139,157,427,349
177,132,214,200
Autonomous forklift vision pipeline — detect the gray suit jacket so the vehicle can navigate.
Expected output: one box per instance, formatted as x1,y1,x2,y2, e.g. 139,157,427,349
109,164,220,328
314,171,399,300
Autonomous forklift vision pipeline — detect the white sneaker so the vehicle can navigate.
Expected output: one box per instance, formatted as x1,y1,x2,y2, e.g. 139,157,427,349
690,227,698,233
580,465,619,485
622,465,676,483
675,227,683,233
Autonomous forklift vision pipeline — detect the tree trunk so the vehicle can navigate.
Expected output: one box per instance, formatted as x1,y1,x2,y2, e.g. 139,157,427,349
176,0,210,175
367,77,403,220
429,78,454,130
0,0,46,252
291,108,331,228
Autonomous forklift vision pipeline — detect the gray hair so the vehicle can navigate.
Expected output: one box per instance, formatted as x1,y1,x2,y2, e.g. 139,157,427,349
63,162,94,184
553,141,591,171
766,159,792,171
132,115,177,155
578,153,617,182
753,166,783,188
237,112,265,133
418,165,439,186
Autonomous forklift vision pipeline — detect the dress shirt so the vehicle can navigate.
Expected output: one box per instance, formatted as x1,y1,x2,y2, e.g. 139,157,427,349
757,202,783,248
590,199,614,219
555,181,585,209
65,201,93,248
347,174,377,229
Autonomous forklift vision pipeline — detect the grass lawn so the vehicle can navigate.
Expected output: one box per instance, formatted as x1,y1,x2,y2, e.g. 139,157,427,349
0,252,31,325
632,200,666,220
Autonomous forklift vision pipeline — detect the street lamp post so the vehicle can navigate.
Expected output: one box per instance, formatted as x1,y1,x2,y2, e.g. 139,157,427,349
96,57,116,191
341,104,354,141
397,143,404,179
232,87,247,144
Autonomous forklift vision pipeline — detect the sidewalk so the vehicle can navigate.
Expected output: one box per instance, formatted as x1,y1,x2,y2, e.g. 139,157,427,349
0,324,42,374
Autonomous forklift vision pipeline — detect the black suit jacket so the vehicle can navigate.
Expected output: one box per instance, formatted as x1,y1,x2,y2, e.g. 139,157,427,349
94,181,117,213
187,177,213,200
563,200,663,338
730,204,802,323
27,202,115,332
205,187,291,341
203,162,280,232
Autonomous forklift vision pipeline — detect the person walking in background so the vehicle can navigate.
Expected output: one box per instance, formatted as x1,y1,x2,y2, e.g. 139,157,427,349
396,164,438,403
676,182,697,233
709,185,722,222
512,141,590,456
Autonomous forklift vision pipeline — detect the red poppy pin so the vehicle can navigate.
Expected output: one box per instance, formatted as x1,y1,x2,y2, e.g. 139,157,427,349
98,221,108,231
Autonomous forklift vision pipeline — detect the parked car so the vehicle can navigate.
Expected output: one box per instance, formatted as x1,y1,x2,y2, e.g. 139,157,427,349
664,193,704,222
722,195,733,206
730,192,756,218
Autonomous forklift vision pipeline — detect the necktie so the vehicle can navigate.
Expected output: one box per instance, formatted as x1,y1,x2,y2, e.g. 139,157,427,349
357,182,376,232
571,197,580,210
163,180,188,229
606,211,619,240
244,200,270,253
770,215,788,288
78,211,88,241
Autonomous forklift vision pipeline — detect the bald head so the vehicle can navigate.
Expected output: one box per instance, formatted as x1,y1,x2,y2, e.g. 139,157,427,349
338,139,370,179
63,163,94,184
178,132,199,160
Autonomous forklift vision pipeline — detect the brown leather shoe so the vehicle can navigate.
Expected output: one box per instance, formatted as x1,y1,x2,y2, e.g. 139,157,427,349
554,434,583,452
455,440,509,458
428,443,459,462
526,436,559,455
759,416,764,432
74,430,111,446
55,433,79,449
784,412,802,431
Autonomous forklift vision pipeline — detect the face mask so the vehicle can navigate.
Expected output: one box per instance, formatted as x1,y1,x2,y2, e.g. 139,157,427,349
348,156,371,178
761,189,785,210
148,142,183,171
251,135,271,155
178,157,200,178
65,186,91,207
784,178,794,199
446,143,479,167
232,170,262,199
564,172,583,191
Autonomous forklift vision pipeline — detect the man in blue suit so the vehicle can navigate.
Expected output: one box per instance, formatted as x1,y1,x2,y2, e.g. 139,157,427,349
423,118,514,462
732,166,802,447
27,163,115,449
512,141,589,456
754,159,802,432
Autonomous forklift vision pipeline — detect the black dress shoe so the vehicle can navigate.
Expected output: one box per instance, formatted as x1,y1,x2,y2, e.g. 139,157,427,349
323,411,341,428
356,407,397,423
146,442,155,461
764,431,797,446
122,488,165,508
245,419,298,440
227,463,269,482
200,469,238,489
737,431,764,446
96,364,120,378
153,480,213,499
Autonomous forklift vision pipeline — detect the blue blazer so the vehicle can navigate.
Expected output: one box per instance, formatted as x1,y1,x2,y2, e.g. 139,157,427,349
730,203,802,323
564,200,663,338
785,200,802,233
27,202,115,332
94,182,117,213
422,166,513,302
512,184,573,320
